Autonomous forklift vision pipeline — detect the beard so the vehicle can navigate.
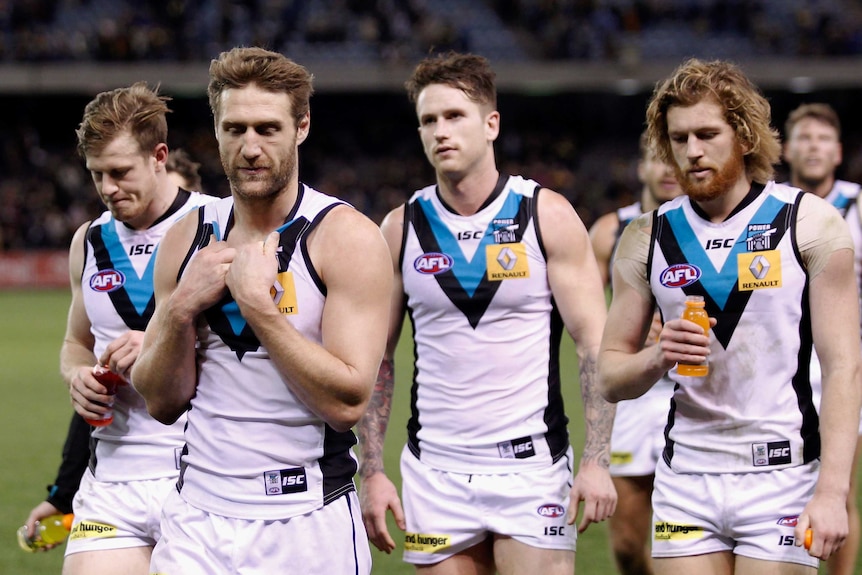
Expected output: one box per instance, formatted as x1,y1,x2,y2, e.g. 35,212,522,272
223,145,297,202
675,143,745,203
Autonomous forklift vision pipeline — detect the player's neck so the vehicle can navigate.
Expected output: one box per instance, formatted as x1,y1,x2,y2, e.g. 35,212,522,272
791,174,835,199
437,166,501,216
231,181,300,237
640,187,659,212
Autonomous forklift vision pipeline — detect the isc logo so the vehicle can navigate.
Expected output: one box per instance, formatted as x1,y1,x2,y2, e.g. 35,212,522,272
414,252,454,275
89,269,126,292
129,244,155,256
659,264,701,288
769,448,790,458
264,467,308,495
514,441,533,454
283,475,305,486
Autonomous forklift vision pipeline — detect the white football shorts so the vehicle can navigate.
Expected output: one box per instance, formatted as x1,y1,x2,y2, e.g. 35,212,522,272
652,459,819,568
150,488,371,574
66,469,175,555
400,445,577,565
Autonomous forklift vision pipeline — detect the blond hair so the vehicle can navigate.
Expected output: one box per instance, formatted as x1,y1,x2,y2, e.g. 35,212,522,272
646,58,781,184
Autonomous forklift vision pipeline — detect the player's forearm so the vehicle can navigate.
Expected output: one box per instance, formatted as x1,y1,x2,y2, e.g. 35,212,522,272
579,350,614,468
598,346,669,402
59,341,97,387
131,299,198,424
357,358,395,479
242,300,376,432
816,369,862,498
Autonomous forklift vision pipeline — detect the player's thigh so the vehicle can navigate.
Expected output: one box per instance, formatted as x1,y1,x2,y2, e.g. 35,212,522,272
609,474,654,539
415,538,495,575
735,555,816,575
493,536,573,575
62,546,152,575
653,551,733,575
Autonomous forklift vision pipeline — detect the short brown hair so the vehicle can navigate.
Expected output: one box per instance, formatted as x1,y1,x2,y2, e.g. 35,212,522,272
207,46,313,126
646,58,781,184
166,148,202,191
405,51,497,110
784,103,841,140
76,82,170,159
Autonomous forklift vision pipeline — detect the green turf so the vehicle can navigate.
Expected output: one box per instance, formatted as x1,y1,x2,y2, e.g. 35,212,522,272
0,289,851,574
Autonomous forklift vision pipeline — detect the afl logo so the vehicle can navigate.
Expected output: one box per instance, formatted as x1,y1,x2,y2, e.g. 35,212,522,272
537,504,565,518
89,269,126,292
414,252,454,275
660,263,701,288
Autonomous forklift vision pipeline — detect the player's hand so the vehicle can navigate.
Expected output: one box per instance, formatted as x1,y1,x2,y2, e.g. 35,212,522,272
568,459,617,533
69,364,115,420
23,501,62,551
655,316,717,370
99,330,144,377
795,490,848,559
173,234,235,316
359,471,405,553
226,231,280,311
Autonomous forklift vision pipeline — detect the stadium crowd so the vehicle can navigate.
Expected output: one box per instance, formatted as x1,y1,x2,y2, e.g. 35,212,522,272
4,0,862,64
3,0,862,251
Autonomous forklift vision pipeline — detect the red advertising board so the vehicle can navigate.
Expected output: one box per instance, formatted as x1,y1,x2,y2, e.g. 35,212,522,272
0,251,69,289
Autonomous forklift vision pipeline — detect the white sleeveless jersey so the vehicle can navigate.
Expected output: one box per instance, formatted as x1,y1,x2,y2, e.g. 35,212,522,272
401,175,570,474
82,190,216,481
175,186,360,520
616,182,852,473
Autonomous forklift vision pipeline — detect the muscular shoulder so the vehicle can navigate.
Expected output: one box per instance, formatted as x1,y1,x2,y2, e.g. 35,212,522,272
612,211,654,299
797,192,854,277
309,205,391,279
589,211,621,255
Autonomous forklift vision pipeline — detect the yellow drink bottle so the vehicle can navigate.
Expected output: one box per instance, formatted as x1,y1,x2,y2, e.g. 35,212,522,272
17,513,74,552
677,295,709,377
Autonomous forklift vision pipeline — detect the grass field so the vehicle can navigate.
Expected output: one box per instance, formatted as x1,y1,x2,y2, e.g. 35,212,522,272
0,289,852,574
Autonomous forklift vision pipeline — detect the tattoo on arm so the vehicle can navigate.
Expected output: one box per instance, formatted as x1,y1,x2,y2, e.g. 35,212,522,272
357,357,394,479
579,353,614,468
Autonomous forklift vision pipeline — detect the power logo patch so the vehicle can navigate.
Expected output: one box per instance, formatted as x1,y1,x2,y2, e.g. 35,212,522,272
264,467,308,495
270,271,298,315
752,440,792,466
69,521,117,540
405,532,452,553
654,522,705,541
486,243,529,281
737,250,781,291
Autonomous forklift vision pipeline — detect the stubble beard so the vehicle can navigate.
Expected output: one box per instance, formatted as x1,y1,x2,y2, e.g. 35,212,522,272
224,146,297,202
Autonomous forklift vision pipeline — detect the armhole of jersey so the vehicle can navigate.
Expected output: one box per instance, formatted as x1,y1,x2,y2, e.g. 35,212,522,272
300,201,345,296
398,201,411,272
532,186,547,261
80,223,92,281
791,190,805,268
646,211,658,283
177,207,207,282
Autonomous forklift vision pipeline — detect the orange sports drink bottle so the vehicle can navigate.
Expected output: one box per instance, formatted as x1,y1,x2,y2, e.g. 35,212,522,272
678,295,710,377
84,365,124,427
